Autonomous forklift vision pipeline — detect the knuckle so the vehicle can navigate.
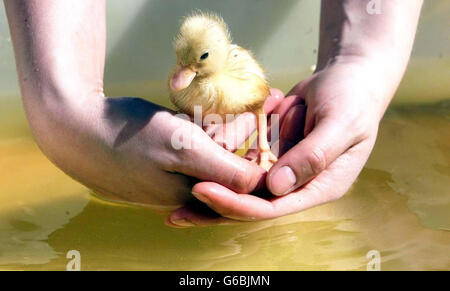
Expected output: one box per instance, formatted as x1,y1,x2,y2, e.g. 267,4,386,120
305,147,327,175
228,165,263,193
164,142,200,173
160,150,186,173
342,108,375,142
349,118,370,141
229,168,252,193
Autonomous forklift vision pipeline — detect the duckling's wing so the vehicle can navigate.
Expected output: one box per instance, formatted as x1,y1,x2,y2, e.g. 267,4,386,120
227,45,266,80
215,45,270,114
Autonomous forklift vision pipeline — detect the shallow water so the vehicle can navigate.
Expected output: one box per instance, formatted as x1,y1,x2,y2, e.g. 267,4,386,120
0,97,449,271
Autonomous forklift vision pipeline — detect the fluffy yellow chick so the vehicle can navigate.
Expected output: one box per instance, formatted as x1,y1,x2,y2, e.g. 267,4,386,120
168,12,277,170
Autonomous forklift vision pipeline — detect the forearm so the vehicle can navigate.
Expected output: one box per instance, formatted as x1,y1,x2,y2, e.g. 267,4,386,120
317,0,423,110
5,0,107,181
4,0,178,204
4,0,105,145
4,0,105,103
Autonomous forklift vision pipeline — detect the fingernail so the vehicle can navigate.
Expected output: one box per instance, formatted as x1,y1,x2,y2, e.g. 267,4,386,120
170,218,195,227
269,166,297,196
192,191,211,205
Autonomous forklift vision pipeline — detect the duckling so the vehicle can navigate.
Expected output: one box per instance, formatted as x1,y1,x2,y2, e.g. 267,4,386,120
168,12,277,170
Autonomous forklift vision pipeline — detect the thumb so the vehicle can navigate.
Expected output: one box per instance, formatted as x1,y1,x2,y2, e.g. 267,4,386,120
267,118,356,196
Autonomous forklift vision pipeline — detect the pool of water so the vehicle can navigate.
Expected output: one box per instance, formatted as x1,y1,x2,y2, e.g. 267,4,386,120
1,0,449,271
0,96,448,271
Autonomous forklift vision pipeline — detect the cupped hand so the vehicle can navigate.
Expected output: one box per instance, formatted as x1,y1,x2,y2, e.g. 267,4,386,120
168,60,390,226
96,89,283,209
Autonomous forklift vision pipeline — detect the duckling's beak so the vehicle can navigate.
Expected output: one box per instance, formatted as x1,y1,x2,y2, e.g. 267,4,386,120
170,65,197,91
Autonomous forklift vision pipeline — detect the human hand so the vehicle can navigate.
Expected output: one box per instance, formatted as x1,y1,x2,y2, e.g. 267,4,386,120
167,59,392,226
3,0,284,210
93,89,284,209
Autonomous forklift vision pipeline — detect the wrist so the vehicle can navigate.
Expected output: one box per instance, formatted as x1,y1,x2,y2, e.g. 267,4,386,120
316,0,422,98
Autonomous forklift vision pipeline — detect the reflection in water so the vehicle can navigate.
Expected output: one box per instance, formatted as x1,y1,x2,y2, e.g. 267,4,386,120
0,98,449,270
0,135,89,268
368,101,450,231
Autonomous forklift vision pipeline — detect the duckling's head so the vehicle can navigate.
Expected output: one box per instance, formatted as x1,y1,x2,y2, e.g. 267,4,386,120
169,13,231,92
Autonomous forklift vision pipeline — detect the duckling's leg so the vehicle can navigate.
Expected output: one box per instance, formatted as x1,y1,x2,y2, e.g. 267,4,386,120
255,108,277,171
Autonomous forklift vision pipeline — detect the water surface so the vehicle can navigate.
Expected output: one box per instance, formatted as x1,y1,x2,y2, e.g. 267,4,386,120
0,97,449,270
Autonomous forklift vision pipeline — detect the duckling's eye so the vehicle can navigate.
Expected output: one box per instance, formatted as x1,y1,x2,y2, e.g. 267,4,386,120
200,52,209,61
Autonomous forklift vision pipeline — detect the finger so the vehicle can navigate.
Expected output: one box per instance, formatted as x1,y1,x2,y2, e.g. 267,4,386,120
267,94,305,143
269,95,305,126
172,128,267,194
265,95,304,143
179,138,374,222
265,88,285,114
188,181,321,221
191,182,277,221
278,104,306,156
269,137,376,213
209,112,257,152
166,204,241,228
267,117,358,196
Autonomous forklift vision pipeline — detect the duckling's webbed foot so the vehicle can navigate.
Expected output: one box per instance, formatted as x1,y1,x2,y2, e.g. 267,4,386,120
257,149,278,171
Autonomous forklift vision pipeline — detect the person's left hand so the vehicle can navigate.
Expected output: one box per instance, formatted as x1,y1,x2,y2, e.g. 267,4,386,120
167,60,386,227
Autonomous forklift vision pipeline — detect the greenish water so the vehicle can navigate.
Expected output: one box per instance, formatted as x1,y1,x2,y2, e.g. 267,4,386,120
0,97,449,270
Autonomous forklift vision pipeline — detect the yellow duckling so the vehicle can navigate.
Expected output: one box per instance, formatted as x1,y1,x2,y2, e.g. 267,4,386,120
168,12,277,170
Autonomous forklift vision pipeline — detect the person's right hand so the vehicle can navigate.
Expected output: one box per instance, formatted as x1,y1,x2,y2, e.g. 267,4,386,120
92,90,283,209
3,0,283,211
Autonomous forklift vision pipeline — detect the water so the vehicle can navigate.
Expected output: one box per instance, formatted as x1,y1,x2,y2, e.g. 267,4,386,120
0,97,449,270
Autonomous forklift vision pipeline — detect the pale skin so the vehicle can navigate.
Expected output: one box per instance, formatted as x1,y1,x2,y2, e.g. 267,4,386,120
4,0,272,209
168,0,424,226
4,0,423,226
